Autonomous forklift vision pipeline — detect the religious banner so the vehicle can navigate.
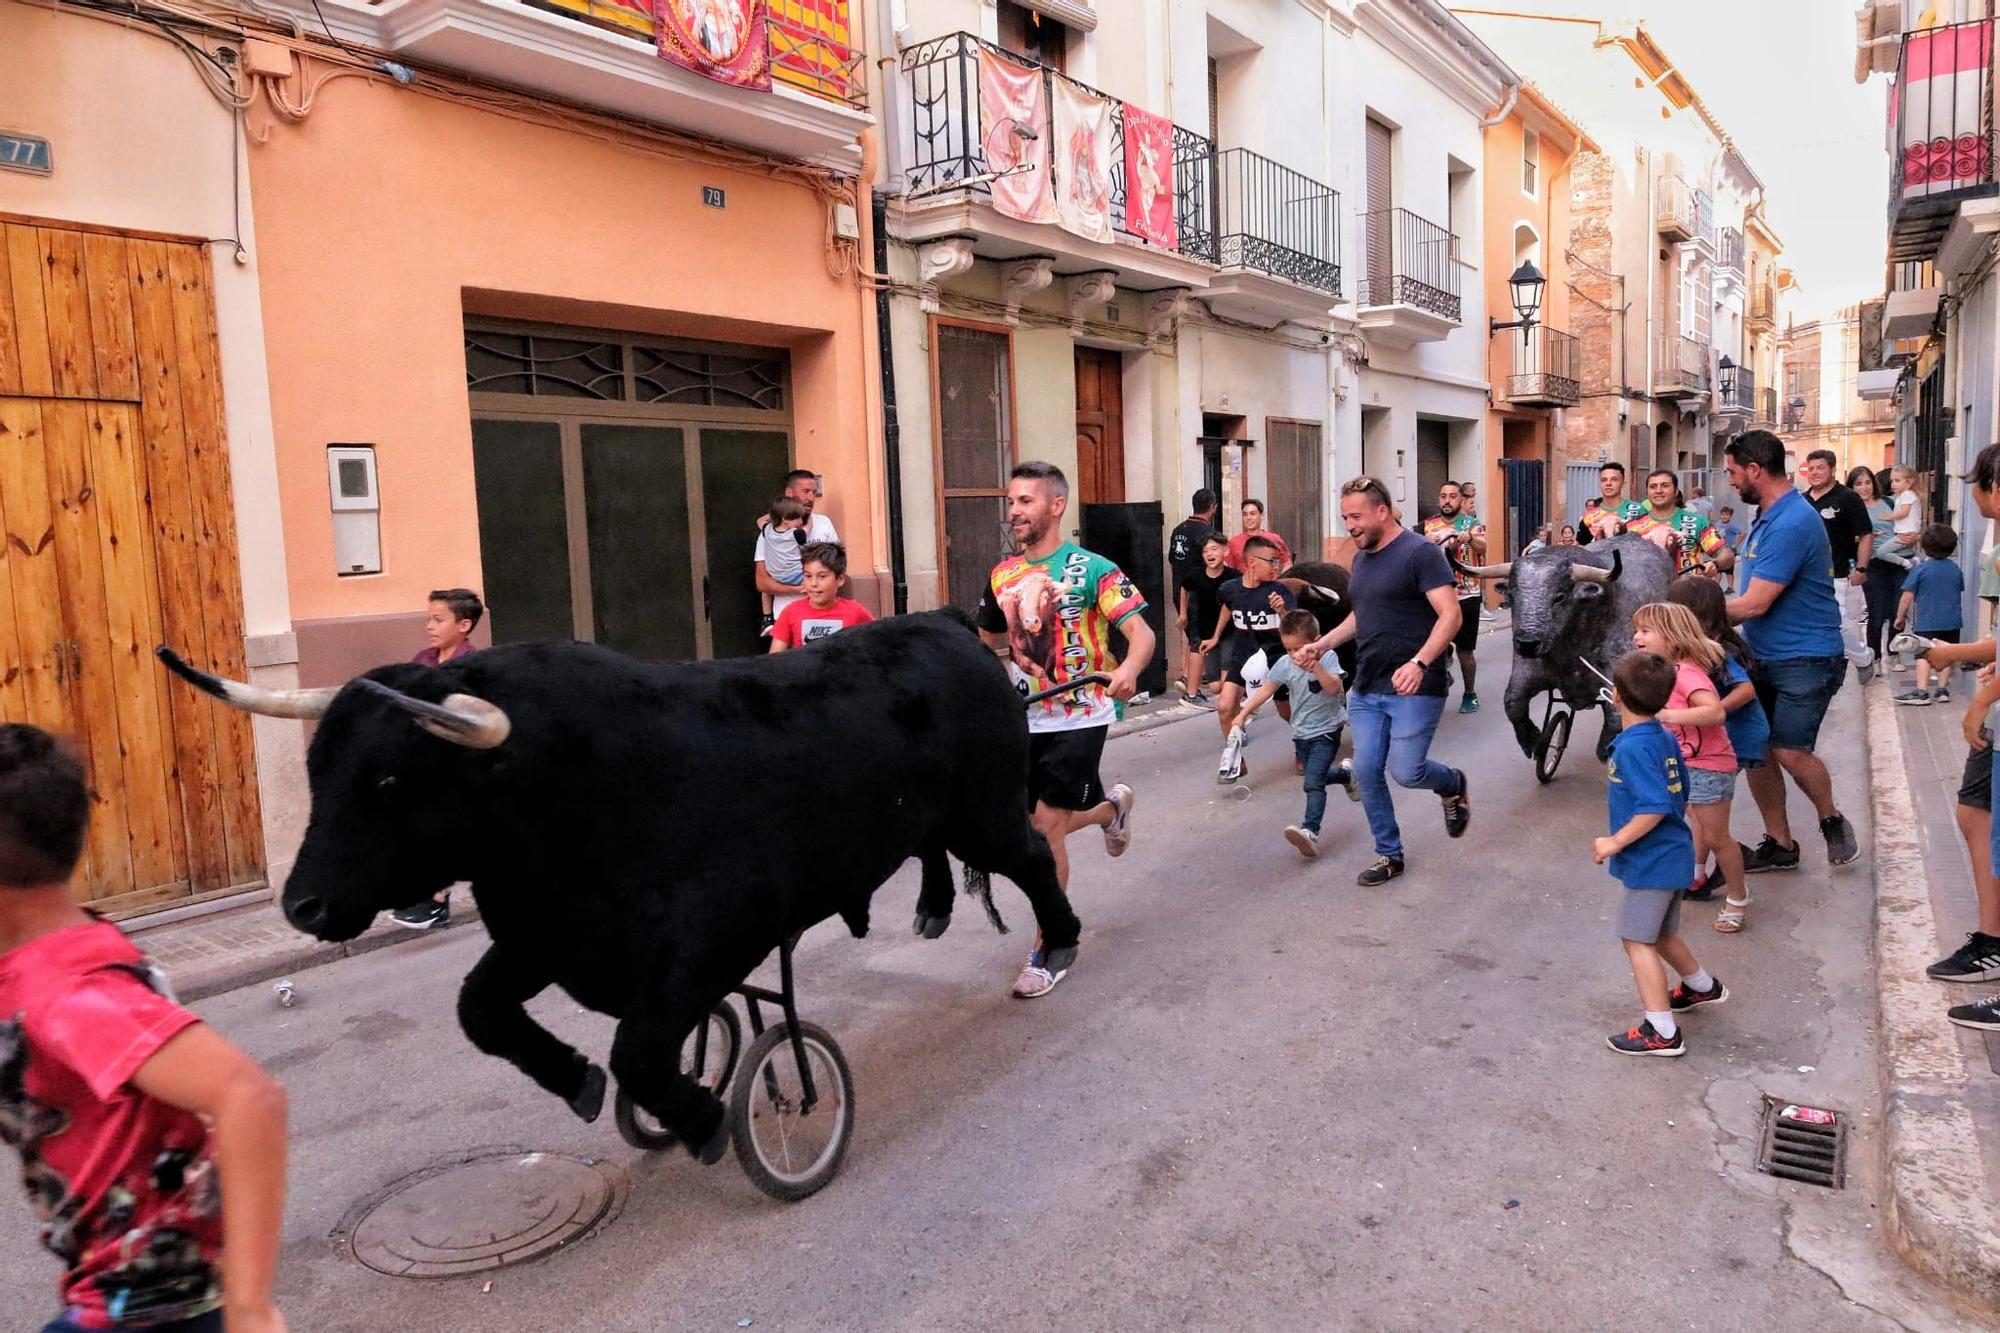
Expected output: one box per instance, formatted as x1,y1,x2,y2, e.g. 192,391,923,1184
657,0,772,91
1051,77,1114,244
1896,18,1995,203
1120,101,1176,250
976,46,1056,224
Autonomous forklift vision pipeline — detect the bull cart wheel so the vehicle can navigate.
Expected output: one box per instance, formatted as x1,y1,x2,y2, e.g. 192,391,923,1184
613,1003,742,1151
1534,697,1574,785
729,1020,854,1201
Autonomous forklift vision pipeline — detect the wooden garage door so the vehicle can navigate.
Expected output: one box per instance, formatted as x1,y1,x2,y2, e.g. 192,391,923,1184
0,219,263,912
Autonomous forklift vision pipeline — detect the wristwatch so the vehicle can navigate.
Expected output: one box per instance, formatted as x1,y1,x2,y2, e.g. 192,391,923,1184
1411,655,1430,671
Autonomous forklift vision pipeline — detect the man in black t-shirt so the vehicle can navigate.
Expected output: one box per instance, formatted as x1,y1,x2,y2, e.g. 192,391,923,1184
1302,477,1470,887
1170,489,1220,699
1800,447,1876,680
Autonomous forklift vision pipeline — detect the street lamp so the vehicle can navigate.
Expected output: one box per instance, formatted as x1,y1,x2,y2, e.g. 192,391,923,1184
1489,260,1547,334
1785,394,1806,427
1717,354,1737,399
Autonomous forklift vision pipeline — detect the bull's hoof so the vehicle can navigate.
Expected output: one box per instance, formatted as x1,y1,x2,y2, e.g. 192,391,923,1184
691,1116,730,1165
570,1063,607,1123
1040,944,1078,975
913,910,952,940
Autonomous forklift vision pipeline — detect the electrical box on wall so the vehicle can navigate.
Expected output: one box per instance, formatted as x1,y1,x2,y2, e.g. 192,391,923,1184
327,446,381,575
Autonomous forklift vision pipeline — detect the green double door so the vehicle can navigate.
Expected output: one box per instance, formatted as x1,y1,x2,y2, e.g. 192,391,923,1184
471,416,789,660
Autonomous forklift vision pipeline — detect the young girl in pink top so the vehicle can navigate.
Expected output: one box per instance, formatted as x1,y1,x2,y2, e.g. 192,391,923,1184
1631,603,1747,932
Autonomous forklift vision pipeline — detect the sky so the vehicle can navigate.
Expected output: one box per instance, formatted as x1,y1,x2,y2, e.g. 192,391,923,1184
1601,1,1893,321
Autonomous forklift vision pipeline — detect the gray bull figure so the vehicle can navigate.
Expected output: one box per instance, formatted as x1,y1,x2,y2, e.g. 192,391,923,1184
157,610,1081,1165
1455,534,1677,764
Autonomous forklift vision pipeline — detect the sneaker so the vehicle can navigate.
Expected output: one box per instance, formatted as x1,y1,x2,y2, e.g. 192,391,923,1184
1934,685,1953,702
1441,770,1470,838
1607,1020,1685,1056
1102,784,1136,858
1820,813,1859,866
1458,694,1480,714
1334,758,1362,802
1928,931,2000,983
1685,863,1725,902
1668,978,1729,1012
1356,856,1404,887
1742,836,1800,874
1947,992,2000,1031
391,899,450,930
1857,662,1875,685
1479,605,1496,622
1284,825,1320,859
759,614,776,638
1895,689,1933,706
1185,692,1216,711
1011,955,1068,999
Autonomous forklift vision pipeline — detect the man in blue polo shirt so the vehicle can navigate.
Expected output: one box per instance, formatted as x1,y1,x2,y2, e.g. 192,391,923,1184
1724,430,1859,869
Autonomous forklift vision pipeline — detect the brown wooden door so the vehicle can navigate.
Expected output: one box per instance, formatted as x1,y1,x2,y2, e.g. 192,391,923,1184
1265,418,1323,563
0,219,263,912
1073,346,1125,504
1365,118,1394,297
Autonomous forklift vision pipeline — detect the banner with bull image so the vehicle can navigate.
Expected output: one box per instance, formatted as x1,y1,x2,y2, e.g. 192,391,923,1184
1051,76,1115,244
976,46,1057,224
1120,101,1176,250
657,0,772,92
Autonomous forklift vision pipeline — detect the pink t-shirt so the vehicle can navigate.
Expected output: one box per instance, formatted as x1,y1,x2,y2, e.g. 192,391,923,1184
1666,659,1736,773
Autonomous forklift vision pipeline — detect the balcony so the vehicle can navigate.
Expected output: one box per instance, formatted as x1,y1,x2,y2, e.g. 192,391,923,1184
1757,386,1779,426
1716,361,1755,417
896,32,1217,292
1354,208,1462,347
1657,174,1696,241
1692,190,1716,248
1748,279,1777,332
1202,149,1341,326
1888,18,1999,263
1651,333,1710,402
1498,325,1580,408
1718,227,1745,276
275,0,871,166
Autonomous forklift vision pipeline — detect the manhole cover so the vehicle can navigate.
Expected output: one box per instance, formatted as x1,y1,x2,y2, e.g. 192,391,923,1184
337,1149,628,1278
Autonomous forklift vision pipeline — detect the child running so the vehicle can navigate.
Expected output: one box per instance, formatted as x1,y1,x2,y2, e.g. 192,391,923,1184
1201,534,1297,781
1666,576,1769,927
1593,652,1726,1056
1234,610,1358,859
1631,601,1748,932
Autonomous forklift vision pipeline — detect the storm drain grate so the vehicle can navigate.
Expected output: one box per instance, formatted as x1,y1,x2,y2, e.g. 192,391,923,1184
1755,1095,1846,1189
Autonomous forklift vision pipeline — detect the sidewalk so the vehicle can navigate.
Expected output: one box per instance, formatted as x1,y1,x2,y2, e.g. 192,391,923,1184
1871,661,2000,1306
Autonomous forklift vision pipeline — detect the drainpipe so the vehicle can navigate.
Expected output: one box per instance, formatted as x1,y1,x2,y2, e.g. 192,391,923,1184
872,183,909,615
1479,81,1520,129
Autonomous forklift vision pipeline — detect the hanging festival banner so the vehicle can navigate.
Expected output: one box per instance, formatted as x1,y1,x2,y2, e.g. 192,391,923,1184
976,47,1056,224
1896,19,1995,203
657,0,772,92
1120,102,1176,250
1051,77,1115,244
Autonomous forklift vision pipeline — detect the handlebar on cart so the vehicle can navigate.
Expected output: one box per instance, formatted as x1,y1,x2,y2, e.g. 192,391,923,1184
1022,673,1114,709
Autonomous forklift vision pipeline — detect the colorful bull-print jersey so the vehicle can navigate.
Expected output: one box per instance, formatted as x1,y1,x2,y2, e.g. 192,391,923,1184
1625,507,1727,574
0,921,222,1329
1420,511,1487,597
978,542,1147,733
1581,497,1648,541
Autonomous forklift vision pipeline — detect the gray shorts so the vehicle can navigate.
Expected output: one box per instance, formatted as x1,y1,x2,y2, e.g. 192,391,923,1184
1686,766,1737,804
1618,887,1684,943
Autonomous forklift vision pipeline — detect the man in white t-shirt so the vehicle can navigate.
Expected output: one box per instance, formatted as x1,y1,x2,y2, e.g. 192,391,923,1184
754,469,839,623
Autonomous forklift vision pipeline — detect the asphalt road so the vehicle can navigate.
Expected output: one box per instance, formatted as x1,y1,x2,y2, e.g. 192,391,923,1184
0,675,1984,1330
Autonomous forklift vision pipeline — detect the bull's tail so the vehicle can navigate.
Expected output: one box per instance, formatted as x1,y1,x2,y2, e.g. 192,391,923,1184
962,865,1009,934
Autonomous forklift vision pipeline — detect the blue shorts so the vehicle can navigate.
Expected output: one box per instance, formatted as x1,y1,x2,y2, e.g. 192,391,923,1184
1751,655,1846,754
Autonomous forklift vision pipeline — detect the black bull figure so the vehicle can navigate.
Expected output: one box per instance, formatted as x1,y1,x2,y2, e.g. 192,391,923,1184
157,610,1081,1164
1454,535,1677,763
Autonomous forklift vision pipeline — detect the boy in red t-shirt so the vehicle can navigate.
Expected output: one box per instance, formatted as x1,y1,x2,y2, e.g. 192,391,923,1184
769,542,874,651
0,725,288,1333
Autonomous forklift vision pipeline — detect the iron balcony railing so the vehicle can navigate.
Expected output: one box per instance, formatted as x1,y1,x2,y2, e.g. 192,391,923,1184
1692,189,1715,247
1501,325,1580,406
1214,148,1340,295
1356,207,1461,321
1719,227,1745,275
1889,17,1999,261
899,32,1216,262
1749,280,1777,326
538,0,865,105
1657,174,1695,240
1652,333,1709,396
1718,361,1756,413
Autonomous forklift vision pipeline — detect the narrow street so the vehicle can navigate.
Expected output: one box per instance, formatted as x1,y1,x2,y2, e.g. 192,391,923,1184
1,680,1968,1330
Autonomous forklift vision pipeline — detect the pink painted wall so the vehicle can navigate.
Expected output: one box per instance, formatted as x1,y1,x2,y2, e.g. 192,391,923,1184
244,63,874,627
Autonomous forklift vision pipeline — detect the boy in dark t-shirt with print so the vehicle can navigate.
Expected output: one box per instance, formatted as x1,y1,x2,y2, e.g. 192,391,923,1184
1201,535,1298,773
0,726,288,1333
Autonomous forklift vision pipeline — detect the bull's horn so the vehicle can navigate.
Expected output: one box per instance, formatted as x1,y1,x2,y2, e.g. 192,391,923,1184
156,647,338,720
355,678,512,749
1452,558,1513,581
1570,550,1624,585
1279,578,1344,605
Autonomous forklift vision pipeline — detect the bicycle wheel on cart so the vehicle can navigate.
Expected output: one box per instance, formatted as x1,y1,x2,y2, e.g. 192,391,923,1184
614,1003,742,1150
1535,706,1572,785
730,1019,854,1201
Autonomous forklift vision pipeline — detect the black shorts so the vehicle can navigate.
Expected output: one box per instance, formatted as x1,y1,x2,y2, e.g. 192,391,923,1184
1924,628,1965,644
1219,636,1283,689
1453,595,1481,654
1961,742,1994,813
1028,726,1109,812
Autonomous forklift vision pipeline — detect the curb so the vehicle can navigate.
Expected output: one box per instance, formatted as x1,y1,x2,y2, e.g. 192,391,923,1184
1110,697,1217,739
175,906,484,1004
1864,682,2000,1306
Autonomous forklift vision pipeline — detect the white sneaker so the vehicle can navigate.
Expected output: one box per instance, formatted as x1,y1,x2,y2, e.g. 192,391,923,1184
1284,825,1320,858
1478,606,1496,622
1011,958,1066,999
1103,784,1136,857
1334,758,1361,802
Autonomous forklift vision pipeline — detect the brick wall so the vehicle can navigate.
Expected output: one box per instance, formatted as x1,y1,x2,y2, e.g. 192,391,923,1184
1565,151,1618,465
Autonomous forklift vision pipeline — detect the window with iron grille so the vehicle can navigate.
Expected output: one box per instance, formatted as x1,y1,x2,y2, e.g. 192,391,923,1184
1522,129,1539,196
465,326,788,412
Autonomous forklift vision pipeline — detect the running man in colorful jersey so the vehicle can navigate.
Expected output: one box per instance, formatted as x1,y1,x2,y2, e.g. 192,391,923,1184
977,461,1156,999
1577,461,1649,545
1420,481,1489,714
1625,468,1734,578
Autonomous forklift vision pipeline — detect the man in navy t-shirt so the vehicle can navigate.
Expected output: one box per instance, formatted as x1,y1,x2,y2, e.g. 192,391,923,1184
1723,430,1858,871
1302,476,1470,887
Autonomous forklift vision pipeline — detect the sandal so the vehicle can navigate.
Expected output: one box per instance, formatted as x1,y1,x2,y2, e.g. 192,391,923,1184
1714,897,1750,933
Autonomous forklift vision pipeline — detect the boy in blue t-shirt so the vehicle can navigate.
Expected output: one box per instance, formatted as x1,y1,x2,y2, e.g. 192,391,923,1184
1236,610,1359,859
1894,524,1966,705
1592,651,1725,1057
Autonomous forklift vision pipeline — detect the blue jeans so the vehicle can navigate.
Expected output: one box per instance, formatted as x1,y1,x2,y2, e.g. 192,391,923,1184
1347,692,1461,862
44,1313,221,1333
1294,730,1344,833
